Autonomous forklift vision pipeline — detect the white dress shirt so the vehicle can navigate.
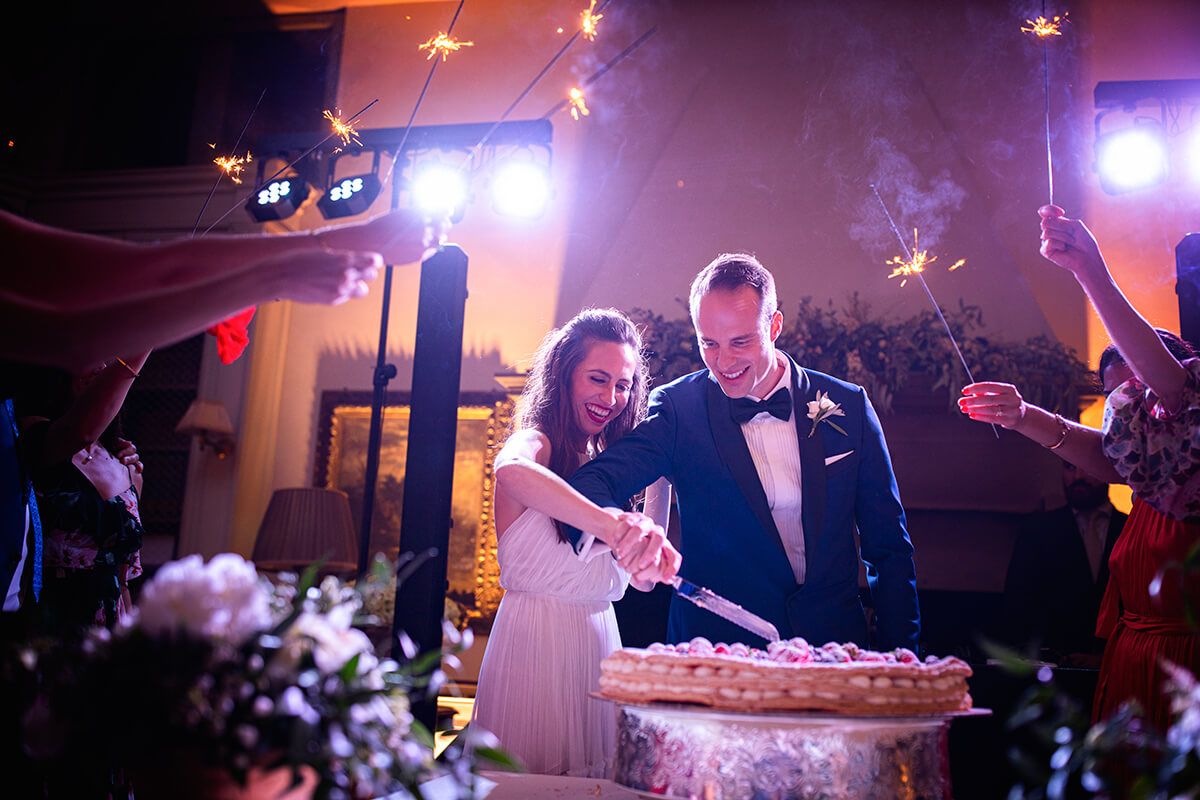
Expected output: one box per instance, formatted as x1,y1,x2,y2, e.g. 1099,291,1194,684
739,355,806,584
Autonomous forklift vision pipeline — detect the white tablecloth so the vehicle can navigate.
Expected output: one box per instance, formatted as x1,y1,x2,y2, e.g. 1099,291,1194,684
478,771,641,800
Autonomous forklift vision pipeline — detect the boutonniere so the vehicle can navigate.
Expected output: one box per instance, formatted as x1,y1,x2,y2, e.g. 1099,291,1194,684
806,390,847,438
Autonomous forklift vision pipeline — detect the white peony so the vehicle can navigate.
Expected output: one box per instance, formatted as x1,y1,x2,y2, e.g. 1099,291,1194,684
280,609,378,675
133,553,274,645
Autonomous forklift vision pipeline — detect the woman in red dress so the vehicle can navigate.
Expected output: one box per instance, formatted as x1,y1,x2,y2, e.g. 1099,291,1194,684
959,205,1200,730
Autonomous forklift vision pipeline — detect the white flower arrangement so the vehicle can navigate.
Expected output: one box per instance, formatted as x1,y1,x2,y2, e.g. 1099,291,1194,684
13,553,509,800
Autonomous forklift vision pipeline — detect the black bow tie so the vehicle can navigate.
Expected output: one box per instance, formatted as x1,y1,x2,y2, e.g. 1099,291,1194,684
730,388,792,424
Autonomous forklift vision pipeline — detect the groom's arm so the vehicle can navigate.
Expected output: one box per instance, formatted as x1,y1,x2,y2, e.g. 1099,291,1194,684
564,386,679,552
852,388,921,652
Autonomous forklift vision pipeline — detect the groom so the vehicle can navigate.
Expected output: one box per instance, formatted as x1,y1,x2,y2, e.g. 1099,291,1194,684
567,253,920,651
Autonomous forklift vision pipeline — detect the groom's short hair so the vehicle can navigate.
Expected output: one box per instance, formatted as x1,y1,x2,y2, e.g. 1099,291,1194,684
689,253,778,327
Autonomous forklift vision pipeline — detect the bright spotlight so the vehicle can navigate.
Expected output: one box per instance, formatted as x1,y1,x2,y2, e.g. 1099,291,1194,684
412,163,469,221
246,177,309,222
1094,122,1169,195
491,159,551,219
318,173,382,219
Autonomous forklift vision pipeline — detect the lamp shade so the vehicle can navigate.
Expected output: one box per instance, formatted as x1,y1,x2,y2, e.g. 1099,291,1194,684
253,488,358,575
175,398,235,437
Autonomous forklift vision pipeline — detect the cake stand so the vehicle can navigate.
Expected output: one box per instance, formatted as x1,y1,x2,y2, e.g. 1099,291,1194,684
608,699,989,800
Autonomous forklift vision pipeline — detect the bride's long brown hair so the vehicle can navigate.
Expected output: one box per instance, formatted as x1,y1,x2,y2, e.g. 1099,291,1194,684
513,309,649,525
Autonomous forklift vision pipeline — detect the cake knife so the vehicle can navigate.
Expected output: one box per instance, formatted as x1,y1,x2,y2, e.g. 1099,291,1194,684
671,577,781,643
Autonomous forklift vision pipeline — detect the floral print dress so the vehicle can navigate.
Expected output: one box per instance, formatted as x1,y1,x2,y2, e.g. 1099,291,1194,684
34,438,144,631
1103,357,1200,521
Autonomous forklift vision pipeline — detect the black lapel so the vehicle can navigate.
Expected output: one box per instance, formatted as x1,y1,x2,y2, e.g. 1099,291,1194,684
705,375,787,557
789,357,826,565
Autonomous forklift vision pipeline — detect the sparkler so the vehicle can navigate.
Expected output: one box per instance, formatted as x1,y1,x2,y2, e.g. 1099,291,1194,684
192,88,266,237
212,150,252,184
869,184,996,437
324,108,363,151
1023,6,1069,205
418,32,474,62
462,0,615,166
379,0,468,206
886,228,965,288
541,26,658,120
568,87,590,120
201,98,379,236
581,0,604,41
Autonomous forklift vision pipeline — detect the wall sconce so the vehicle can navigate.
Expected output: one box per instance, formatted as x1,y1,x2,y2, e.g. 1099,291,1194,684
175,398,235,458
252,487,358,576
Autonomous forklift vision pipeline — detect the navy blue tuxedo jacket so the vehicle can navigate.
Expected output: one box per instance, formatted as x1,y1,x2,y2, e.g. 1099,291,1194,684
567,355,920,651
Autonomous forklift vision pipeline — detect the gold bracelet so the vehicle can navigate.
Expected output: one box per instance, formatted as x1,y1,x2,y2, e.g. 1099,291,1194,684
1047,413,1070,450
114,358,140,379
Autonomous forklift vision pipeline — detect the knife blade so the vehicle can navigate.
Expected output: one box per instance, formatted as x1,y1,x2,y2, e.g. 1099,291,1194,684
671,577,781,643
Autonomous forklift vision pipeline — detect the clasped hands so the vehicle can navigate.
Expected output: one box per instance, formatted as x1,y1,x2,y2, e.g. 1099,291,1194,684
601,508,681,586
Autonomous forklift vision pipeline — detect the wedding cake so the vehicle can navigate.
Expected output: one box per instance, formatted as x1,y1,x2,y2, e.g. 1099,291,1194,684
599,637,972,715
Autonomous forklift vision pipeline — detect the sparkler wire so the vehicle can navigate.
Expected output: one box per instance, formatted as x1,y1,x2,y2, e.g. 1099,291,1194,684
869,184,998,437
200,98,380,236
380,0,468,203
192,87,267,237
464,0,615,162
540,25,658,119
1041,0,1053,206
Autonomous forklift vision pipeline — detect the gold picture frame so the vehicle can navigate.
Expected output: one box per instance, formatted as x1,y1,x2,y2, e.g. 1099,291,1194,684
316,390,516,629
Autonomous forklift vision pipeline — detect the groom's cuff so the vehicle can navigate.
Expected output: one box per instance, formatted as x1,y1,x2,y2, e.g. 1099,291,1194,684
563,523,585,554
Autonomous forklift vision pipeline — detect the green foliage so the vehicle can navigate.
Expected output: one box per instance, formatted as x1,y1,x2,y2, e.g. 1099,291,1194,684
630,295,1094,415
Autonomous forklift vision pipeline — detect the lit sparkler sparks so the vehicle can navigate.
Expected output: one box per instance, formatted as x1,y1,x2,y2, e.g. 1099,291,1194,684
419,32,474,61
1021,13,1067,38
581,1,604,41
212,151,252,184
568,87,590,121
885,229,965,287
324,108,363,151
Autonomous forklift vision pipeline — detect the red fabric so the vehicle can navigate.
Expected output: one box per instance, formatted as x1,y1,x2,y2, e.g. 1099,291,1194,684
1092,498,1200,731
205,306,256,364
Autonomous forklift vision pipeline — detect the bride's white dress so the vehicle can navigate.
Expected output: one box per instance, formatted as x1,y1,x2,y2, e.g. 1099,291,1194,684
473,507,628,777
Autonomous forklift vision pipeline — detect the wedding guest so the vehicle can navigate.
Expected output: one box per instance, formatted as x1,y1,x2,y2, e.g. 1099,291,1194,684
1000,460,1126,666
959,205,1200,731
0,206,445,371
0,205,446,621
472,309,680,778
17,353,150,632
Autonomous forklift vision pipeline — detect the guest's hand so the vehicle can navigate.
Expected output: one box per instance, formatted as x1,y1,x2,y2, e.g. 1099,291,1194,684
113,437,143,474
1038,205,1107,281
323,208,450,266
957,381,1027,430
262,248,383,306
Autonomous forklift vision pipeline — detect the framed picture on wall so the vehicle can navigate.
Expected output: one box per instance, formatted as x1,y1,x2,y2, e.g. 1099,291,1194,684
315,390,515,630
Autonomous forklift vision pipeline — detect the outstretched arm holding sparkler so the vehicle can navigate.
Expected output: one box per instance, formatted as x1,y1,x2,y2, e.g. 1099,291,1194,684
0,207,444,370
957,380,1122,483
1038,204,1188,413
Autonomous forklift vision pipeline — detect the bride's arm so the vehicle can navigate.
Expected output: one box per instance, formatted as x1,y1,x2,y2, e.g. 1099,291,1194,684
494,429,679,583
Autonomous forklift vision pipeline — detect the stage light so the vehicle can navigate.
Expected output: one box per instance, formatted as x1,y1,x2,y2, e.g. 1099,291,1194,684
246,176,309,222
412,162,469,221
318,173,382,219
1094,121,1169,195
491,158,552,219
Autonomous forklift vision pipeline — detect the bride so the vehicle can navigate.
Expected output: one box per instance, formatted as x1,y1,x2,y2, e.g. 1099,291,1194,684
472,308,680,778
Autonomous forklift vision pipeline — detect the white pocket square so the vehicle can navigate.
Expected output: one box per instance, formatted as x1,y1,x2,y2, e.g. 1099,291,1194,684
824,451,853,466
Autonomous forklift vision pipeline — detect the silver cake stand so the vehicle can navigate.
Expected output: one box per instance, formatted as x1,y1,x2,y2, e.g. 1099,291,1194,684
607,698,989,800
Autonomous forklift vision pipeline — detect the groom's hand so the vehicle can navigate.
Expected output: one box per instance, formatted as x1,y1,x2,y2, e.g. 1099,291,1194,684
605,509,681,585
